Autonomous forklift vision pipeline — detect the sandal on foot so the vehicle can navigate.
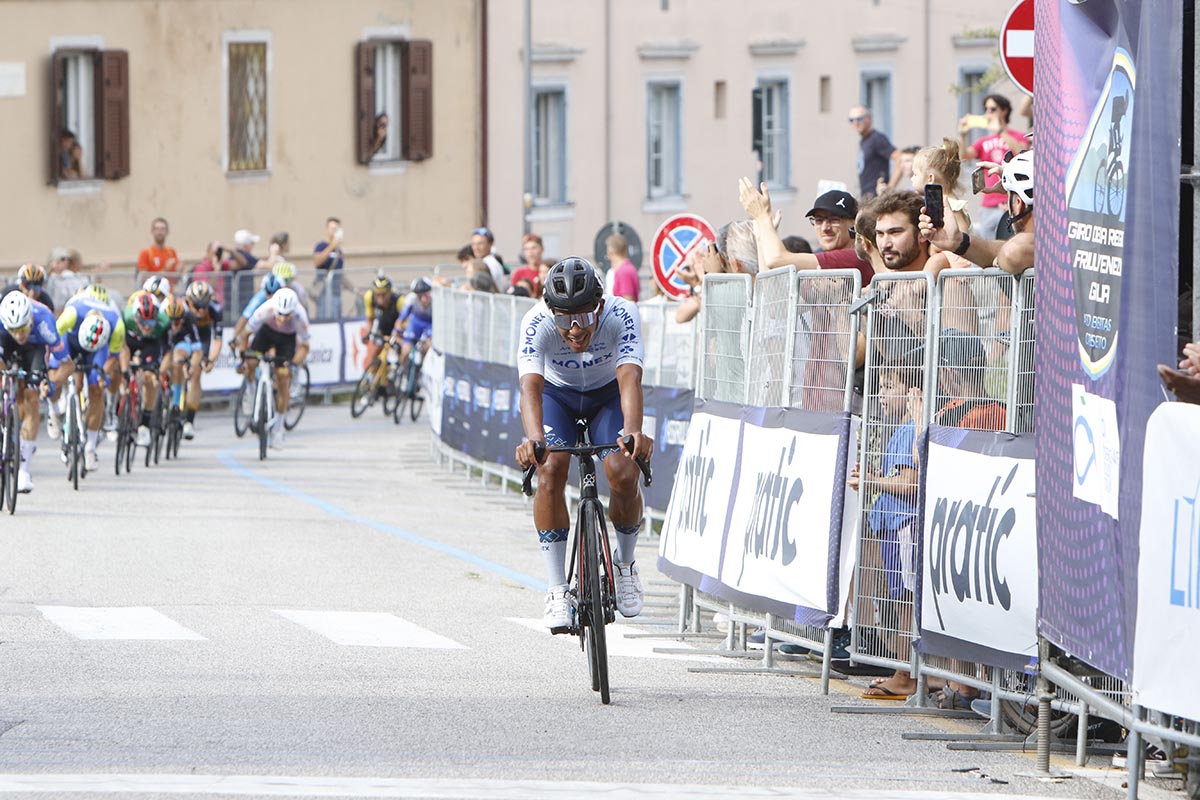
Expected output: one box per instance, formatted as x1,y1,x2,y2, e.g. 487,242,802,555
861,685,910,701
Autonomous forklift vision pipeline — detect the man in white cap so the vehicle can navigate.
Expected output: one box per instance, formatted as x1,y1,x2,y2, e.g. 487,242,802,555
230,229,261,311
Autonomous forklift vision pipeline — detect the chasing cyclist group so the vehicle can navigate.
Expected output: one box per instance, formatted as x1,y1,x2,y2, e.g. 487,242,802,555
0,260,435,494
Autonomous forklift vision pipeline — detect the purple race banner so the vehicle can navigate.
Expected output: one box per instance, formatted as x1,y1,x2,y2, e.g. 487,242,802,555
1034,0,1181,680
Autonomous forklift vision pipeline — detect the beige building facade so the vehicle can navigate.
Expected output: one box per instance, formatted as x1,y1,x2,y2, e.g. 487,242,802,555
485,0,1025,272
0,0,482,273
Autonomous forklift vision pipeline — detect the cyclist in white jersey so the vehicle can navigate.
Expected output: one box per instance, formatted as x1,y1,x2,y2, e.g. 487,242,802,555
515,257,654,628
238,287,310,448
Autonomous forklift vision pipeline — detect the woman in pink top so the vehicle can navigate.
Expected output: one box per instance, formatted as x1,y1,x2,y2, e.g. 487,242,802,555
606,233,639,302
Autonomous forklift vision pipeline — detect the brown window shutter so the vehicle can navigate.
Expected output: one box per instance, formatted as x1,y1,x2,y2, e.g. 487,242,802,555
355,41,377,165
94,50,130,179
49,52,67,185
401,39,433,161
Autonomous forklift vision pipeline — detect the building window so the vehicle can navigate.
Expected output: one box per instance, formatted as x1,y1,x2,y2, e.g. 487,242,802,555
757,79,789,188
355,39,433,164
860,70,893,138
533,88,567,204
957,66,988,119
49,48,129,183
647,82,681,198
227,39,269,173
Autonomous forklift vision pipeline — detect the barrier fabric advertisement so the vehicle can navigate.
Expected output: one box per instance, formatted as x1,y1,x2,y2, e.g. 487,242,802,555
918,429,1037,668
658,399,857,625
1133,404,1200,721
1034,0,1180,679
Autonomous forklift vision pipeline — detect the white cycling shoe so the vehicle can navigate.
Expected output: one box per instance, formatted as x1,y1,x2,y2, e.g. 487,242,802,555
135,425,151,447
46,411,62,441
614,562,644,618
183,421,195,440
543,584,573,629
84,446,99,472
17,469,32,494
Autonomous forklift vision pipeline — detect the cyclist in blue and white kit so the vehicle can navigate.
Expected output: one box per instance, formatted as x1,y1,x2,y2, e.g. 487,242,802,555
54,291,122,472
0,292,70,493
514,257,654,629
398,277,433,367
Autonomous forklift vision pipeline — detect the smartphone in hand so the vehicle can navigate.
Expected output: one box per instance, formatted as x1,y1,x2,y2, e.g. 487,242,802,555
971,166,986,195
924,183,945,228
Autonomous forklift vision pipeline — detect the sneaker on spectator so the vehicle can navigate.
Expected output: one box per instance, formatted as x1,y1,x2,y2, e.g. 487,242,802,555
614,562,643,617
711,612,729,633
543,584,572,629
970,698,993,720
779,643,810,656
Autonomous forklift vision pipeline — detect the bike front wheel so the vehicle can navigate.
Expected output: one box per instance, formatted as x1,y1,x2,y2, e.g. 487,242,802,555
350,371,375,418
256,383,269,461
4,407,19,513
233,379,252,437
580,502,611,705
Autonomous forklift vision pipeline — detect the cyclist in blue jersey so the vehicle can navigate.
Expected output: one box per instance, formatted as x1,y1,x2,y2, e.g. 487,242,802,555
514,258,653,629
231,272,283,346
54,293,122,471
0,292,71,493
397,277,434,367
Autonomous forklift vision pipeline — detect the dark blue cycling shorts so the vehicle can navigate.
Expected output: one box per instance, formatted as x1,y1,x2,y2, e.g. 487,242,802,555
542,379,623,459
402,316,433,345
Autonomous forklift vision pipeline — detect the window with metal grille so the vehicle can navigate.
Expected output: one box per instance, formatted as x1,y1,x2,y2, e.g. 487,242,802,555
227,41,268,173
757,79,790,188
49,48,129,184
647,82,681,198
533,88,567,204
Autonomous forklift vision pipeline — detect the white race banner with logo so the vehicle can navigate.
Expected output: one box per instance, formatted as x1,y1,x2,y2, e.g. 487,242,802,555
659,406,741,580
659,400,856,624
722,421,842,613
306,321,343,385
920,432,1038,661
1133,402,1200,721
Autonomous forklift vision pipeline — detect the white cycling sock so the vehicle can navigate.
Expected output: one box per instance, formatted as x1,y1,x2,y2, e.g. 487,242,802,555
539,530,569,588
613,522,641,565
86,430,99,451
19,438,35,467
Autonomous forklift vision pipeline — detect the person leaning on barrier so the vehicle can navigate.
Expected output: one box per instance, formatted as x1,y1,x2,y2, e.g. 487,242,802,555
919,150,1034,276
1159,341,1200,404
673,220,758,325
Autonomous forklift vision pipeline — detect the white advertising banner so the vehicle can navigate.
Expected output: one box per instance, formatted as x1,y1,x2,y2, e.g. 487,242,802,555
1133,402,1200,721
659,408,741,580
920,439,1038,659
424,349,445,437
306,322,343,386
721,421,842,613
204,330,245,392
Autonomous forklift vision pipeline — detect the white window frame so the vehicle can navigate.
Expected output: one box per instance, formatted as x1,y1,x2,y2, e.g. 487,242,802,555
859,65,894,139
756,74,792,190
49,35,104,190
646,78,683,200
531,83,568,206
221,29,272,178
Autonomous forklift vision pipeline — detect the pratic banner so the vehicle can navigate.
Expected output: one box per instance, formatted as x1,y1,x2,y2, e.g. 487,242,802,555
659,399,857,626
1034,0,1180,680
918,429,1038,668
1133,404,1200,721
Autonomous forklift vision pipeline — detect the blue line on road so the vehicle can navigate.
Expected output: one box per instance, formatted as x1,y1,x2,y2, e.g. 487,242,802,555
217,448,543,591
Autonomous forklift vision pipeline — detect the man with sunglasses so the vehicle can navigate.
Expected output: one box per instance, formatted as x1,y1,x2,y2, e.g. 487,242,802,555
849,105,895,200
0,291,69,493
2,263,56,313
515,257,654,629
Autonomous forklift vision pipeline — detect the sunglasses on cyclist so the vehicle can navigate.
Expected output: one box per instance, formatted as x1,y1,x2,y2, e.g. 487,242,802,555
7,324,31,337
552,308,599,330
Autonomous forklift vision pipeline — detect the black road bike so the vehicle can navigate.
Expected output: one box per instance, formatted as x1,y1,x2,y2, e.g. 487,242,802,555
522,433,651,705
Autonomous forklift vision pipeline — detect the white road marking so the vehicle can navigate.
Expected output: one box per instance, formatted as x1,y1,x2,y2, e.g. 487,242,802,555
36,606,205,641
508,617,727,662
274,610,466,649
0,774,1065,798
1005,29,1035,59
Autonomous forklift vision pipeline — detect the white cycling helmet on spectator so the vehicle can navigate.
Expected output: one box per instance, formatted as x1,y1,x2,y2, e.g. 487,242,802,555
143,275,172,301
273,287,299,316
1001,150,1034,207
0,292,33,329
77,311,112,352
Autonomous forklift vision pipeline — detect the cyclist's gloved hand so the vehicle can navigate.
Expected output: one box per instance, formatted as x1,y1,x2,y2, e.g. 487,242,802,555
515,439,546,469
619,431,654,463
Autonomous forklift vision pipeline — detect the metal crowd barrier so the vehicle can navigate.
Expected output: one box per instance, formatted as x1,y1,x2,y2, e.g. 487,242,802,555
696,274,753,403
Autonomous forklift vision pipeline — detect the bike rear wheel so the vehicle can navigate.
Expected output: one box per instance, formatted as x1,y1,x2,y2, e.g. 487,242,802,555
67,393,82,490
284,364,309,431
407,360,424,422
580,502,611,705
233,379,252,437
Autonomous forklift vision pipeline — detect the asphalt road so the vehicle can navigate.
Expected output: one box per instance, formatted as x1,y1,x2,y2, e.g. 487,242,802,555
0,403,1170,799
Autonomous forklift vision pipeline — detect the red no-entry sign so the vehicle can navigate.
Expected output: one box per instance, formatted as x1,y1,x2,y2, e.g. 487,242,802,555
1000,0,1035,97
